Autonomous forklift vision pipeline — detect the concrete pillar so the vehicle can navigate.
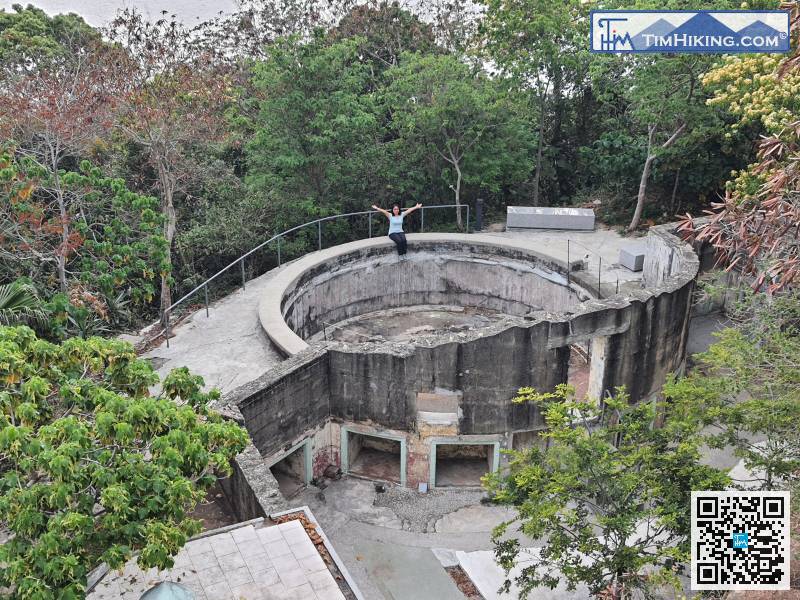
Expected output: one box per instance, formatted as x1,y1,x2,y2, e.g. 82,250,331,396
587,335,609,403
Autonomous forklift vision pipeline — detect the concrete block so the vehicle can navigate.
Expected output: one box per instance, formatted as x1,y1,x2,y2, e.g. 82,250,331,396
416,391,460,412
506,206,595,230
619,243,646,272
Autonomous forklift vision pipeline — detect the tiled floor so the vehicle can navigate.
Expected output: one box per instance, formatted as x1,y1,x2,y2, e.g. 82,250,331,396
88,520,347,600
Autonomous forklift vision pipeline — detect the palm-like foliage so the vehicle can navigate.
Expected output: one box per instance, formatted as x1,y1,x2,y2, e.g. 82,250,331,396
0,281,48,328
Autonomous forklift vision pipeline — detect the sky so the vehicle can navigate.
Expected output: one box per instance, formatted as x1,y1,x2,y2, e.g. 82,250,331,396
0,0,241,27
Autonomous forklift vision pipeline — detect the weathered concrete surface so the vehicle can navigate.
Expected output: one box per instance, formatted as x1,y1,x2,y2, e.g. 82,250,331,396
218,442,288,521
619,242,646,271
143,227,644,392
265,234,598,355
358,541,464,600
457,548,591,600
292,477,529,600
229,346,332,458
224,225,699,478
143,267,285,394
307,305,517,344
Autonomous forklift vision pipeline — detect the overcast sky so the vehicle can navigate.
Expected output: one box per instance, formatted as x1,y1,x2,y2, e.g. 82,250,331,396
0,0,241,27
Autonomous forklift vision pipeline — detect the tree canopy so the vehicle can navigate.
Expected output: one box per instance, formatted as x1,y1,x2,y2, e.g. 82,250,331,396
487,386,729,599
0,326,248,598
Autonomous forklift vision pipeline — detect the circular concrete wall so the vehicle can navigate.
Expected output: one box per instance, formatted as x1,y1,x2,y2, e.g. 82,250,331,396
260,234,596,356
230,225,700,492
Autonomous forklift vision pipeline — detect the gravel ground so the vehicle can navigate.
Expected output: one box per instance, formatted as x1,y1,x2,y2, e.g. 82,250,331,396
373,486,489,532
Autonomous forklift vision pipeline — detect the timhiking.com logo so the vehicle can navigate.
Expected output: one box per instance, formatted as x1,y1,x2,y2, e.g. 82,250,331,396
591,10,790,53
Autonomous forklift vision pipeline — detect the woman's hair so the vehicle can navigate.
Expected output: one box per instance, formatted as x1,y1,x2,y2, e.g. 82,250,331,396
392,204,401,215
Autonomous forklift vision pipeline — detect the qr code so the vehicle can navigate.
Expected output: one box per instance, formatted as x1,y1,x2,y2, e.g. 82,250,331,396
691,490,791,590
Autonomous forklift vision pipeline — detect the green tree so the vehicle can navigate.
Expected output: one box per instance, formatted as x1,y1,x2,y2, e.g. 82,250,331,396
664,291,800,490
107,9,236,327
384,52,533,228
246,34,383,224
329,1,439,77
0,326,248,598
0,3,99,67
0,146,167,332
487,385,728,599
479,0,589,206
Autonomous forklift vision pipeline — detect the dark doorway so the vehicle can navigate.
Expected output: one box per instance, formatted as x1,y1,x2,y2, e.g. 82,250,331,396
435,444,493,487
348,432,402,483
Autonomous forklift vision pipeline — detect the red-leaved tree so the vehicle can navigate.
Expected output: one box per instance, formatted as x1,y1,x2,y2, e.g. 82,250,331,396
106,10,235,326
679,3,800,292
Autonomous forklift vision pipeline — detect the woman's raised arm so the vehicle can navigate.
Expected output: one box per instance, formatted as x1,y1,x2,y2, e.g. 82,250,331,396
372,204,391,218
402,203,422,217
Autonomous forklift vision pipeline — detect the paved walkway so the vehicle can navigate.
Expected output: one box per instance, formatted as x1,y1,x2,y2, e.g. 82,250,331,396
143,267,285,395
294,478,522,600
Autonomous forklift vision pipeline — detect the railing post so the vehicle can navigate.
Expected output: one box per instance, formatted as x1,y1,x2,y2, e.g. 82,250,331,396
420,207,425,232
566,240,570,285
466,204,470,233
368,212,372,238
204,285,209,318
165,311,171,348
318,221,322,251
277,237,281,266
598,256,602,299
241,259,246,290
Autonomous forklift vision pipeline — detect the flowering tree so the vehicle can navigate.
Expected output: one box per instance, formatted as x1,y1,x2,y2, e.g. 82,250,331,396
679,3,800,291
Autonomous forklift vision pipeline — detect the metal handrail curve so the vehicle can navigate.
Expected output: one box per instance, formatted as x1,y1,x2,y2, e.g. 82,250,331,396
164,203,469,345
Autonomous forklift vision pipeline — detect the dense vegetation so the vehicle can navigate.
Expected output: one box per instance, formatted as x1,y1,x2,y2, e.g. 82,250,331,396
0,327,248,597
1,1,798,597
1,0,793,334
490,290,800,598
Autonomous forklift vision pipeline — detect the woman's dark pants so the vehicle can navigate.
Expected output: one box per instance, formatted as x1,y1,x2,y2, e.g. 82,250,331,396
389,232,407,255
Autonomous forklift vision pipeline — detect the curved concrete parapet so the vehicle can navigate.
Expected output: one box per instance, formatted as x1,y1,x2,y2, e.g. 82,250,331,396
260,233,599,356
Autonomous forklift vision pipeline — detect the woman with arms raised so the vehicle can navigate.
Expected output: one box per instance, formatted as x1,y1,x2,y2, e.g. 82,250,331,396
371,202,422,255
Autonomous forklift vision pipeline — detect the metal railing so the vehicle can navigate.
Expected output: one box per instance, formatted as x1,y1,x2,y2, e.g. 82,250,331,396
163,204,469,346
566,239,620,298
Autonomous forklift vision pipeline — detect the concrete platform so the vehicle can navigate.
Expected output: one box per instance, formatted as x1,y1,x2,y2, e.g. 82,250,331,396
457,548,591,599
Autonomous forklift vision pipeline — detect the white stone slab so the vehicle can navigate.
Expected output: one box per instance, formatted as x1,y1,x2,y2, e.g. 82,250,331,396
619,243,647,272
456,548,590,600
506,206,595,231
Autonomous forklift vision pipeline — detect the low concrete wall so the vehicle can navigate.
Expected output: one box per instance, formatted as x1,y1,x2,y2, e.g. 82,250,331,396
219,442,288,521
230,347,331,457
